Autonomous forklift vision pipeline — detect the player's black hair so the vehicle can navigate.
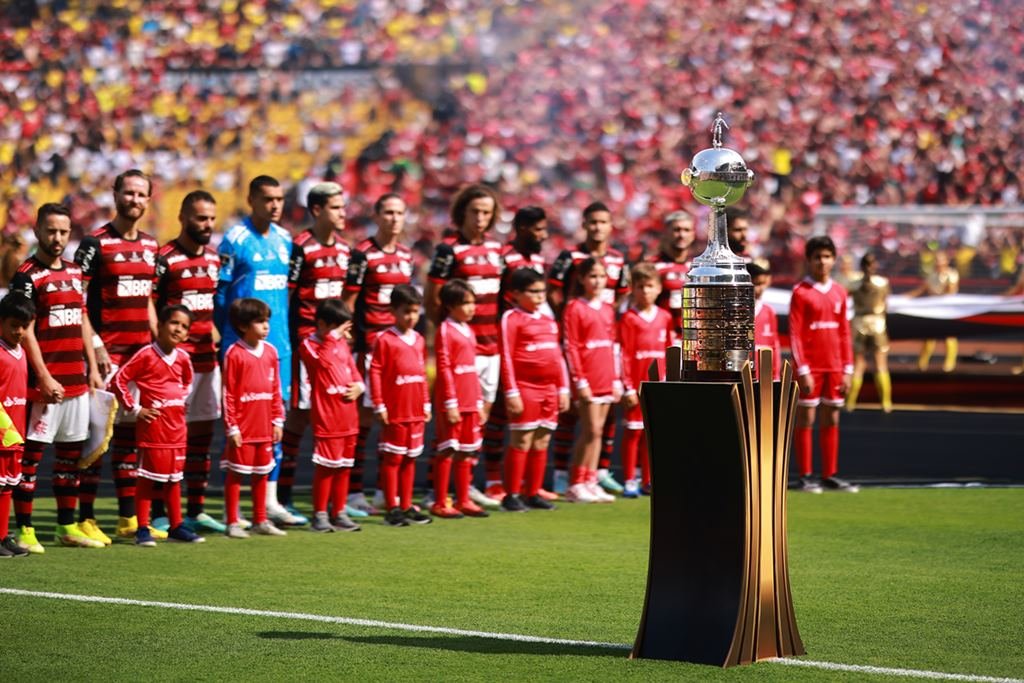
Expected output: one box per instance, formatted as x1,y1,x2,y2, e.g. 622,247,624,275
439,279,475,318
582,201,610,219
373,193,405,214
315,298,352,327
860,252,877,270
450,184,499,232
248,175,281,196
113,169,152,195
389,284,423,309
229,297,271,335
805,235,837,260
513,206,546,231
180,190,216,214
725,207,748,223
0,292,35,323
36,202,70,227
159,304,194,325
507,267,544,292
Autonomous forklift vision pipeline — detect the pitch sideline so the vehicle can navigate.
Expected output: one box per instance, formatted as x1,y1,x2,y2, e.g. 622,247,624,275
1,587,1020,683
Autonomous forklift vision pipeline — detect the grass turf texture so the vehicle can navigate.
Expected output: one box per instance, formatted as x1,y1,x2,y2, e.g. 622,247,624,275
2,489,1022,682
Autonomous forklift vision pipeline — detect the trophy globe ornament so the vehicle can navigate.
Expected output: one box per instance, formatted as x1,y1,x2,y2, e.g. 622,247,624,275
679,113,756,380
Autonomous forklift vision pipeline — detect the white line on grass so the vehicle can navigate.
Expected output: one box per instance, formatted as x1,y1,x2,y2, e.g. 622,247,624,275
2,587,1020,683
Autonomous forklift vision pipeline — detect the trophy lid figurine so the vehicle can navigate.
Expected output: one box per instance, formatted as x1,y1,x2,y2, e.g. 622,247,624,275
679,113,755,381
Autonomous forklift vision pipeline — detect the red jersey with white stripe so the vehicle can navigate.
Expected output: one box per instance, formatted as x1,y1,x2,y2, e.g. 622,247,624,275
754,300,782,381
548,244,629,307
369,327,429,423
499,308,568,396
0,340,28,441
111,342,193,449
500,243,545,309
651,251,689,333
154,241,219,373
344,238,413,353
434,319,481,413
618,306,673,395
563,297,620,395
10,257,88,400
788,278,853,375
289,229,351,342
428,234,504,355
299,331,362,439
75,223,159,365
222,339,285,443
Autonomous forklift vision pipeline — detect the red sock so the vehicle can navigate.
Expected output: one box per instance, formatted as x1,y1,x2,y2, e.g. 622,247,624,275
639,435,651,486
313,465,332,513
225,471,242,524
621,429,642,483
399,456,415,509
251,474,268,524
381,452,401,509
136,478,154,528
432,455,452,505
0,489,12,538
503,447,528,495
331,468,351,518
820,425,839,478
795,426,813,476
164,481,183,528
570,465,586,485
525,449,547,497
454,458,472,507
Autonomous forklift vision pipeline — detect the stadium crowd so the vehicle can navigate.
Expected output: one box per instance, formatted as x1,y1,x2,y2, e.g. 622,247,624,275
3,0,1024,284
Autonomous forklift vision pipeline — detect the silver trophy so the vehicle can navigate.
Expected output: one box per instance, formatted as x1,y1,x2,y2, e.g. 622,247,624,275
679,113,755,381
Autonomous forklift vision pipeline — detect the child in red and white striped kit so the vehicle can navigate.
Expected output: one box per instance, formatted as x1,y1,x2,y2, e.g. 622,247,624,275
563,257,622,504
499,268,569,512
618,263,673,498
370,285,432,527
221,298,287,538
0,294,32,558
299,299,365,533
111,305,202,546
432,279,486,519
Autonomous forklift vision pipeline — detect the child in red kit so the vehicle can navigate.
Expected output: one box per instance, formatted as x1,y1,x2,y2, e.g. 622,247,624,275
370,285,432,527
299,299,365,533
789,236,858,494
618,263,673,498
563,257,622,504
221,298,287,538
499,268,570,511
112,305,202,546
0,294,32,558
750,260,782,381
432,280,485,519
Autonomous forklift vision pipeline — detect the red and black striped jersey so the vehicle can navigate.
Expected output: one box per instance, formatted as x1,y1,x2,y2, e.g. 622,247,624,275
288,229,350,343
10,257,88,400
75,223,158,366
651,251,689,334
428,234,504,356
499,243,545,309
344,238,413,353
154,240,220,373
548,244,629,308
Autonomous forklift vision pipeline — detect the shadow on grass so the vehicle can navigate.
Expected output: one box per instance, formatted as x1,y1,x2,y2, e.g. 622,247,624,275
257,631,628,657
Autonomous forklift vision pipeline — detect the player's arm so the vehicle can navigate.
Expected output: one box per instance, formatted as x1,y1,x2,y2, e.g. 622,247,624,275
342,249,365,311
369,338,388,424
214,238,235,335
562,303,588,398
74,235,111,377
421,336,431,419
10,273,63,402
546,250,573,317
221,348,243,447
614,262,631,310
434,323,460,423
287,240,303,294
425,243,456,325
80,314,104,390
619,317,637,401
788,290,813,394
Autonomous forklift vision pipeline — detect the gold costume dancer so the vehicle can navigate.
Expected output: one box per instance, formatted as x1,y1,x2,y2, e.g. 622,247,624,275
847,253,893,412
910,251,959,372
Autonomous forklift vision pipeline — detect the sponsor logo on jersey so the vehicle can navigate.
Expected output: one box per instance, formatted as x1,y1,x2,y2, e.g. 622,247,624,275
313,280,343,299
48,306,83,328
182,292,214,312
524,341,559,352
116,278,153,297
809,321,840,331
394,374,425,385
240,392,274,403
453,364,476,375
254,274,288,291
467,277,500,296
151,398,187,409
3,396,27,408
584,339,614,350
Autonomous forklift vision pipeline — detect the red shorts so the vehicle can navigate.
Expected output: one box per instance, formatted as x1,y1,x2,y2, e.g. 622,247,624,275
313,435,356,468
221,441,275,475
435,411,482,453
379,421,425,458
624,402,644,431
508,382,561,432
138,447,186,483
798,371,846,408
0,447,23,487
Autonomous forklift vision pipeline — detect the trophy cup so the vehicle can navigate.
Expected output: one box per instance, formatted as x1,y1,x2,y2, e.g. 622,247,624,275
680,113,755,381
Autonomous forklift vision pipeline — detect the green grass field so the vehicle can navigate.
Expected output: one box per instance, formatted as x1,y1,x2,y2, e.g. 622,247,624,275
2,489,1022,682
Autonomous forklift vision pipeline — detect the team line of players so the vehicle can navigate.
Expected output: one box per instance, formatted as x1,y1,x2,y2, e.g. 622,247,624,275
0,171,856,554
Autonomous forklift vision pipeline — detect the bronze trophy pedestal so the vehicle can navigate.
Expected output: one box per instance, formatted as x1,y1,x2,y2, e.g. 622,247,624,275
631,349,805,667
